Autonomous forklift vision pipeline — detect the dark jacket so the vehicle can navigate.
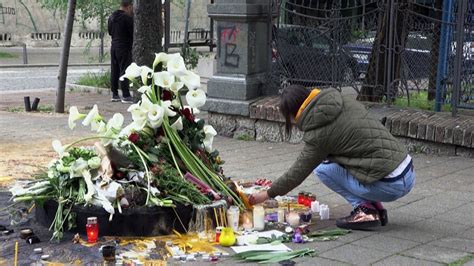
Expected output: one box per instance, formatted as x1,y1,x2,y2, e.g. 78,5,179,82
267,89,408,198
108,10,133,49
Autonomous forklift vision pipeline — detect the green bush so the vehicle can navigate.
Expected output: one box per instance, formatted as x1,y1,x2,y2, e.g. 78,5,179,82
77,71,111,88
393,91,451,112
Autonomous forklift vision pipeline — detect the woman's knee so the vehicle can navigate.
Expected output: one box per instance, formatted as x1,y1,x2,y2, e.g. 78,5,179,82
314,163,339,181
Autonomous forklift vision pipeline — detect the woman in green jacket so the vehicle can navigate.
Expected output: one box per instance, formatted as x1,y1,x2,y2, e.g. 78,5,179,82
249,85,415,230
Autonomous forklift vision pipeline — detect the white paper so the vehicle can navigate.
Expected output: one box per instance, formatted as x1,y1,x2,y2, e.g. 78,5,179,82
231,243,291,254
236,230,285,246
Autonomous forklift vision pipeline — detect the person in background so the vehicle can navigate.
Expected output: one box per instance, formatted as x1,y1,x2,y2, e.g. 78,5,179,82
108,0,134,103
249,85,415,230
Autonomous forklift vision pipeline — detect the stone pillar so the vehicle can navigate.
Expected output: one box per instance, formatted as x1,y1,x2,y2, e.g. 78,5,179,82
204,0,276,116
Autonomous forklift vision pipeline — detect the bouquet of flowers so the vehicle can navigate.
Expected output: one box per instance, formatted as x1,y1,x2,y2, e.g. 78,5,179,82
10,52,244,240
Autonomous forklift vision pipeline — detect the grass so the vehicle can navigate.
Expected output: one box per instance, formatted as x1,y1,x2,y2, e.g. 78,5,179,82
0,51,18,58
76,71,111,88
393,91,451,112
448,254,474,266
236,134,254,141
6,104,56,113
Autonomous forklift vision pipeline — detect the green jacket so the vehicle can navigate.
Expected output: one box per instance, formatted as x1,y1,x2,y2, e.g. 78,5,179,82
267,88,408,198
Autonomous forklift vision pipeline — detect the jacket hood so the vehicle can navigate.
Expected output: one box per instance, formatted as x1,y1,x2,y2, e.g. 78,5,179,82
296,88,343,131
110,10,128,23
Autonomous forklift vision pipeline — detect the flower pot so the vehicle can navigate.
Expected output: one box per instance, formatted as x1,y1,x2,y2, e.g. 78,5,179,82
35,200,193,236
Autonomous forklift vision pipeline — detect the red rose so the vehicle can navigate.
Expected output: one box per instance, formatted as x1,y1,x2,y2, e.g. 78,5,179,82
181,107,194,122
162,89,173,101
128,132,140,143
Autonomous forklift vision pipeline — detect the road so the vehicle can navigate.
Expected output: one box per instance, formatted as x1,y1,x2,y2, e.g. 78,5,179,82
0,66,109,92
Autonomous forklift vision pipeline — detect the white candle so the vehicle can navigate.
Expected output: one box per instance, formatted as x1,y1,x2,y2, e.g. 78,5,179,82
277,209,285,223
320,205,330,220
253,205,265,231
226,206,240,232
286,212,300,227
311,201,320,213
242,212,253,230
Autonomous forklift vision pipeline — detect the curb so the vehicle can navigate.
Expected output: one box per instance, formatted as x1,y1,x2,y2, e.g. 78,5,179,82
65,83,110,94
0,63,110,69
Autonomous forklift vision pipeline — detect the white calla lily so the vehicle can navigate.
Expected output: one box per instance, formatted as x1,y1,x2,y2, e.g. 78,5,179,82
181,70,201,90
52,140,65,156
170,82,184,95
138,85,151,94
140,94,154,112
128,103,147,123
171,117,184,131
167,55,187,76
153,71,175,88
140,66,153,85
68,106,85,130
171,99,181,108
107,113,124,131
147,104,165,128
161,100,177,117
82,104,101,126
69,158,89,178
186,89,206,108
153,52,169,69
119,63,142,81
91,120,107,134
203,125,217,152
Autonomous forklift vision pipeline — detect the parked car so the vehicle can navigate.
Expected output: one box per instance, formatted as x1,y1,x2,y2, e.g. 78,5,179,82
272,24,359,87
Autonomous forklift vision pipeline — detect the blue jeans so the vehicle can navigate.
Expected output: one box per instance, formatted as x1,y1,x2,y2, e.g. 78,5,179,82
314,163,415,208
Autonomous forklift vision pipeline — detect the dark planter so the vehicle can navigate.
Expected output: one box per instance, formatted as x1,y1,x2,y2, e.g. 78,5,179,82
35,200,193,236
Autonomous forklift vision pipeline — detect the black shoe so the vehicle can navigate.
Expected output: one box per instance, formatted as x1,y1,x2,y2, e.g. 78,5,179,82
336,205,381,230
121,96,134,104
379,208,388,226
111,95,121,102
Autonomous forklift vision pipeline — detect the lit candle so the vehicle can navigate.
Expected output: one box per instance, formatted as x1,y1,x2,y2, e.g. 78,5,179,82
86,217,99,243
253,205,265,231
241,211,253,230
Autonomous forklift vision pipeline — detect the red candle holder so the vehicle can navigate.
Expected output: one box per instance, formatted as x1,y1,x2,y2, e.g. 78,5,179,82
86,217,99,243
298,192,305,205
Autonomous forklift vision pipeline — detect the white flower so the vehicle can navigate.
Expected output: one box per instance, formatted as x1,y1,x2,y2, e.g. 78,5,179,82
140,66,154,85
180,70,201,90
153,71,175,88
138,85,151,94
170,82,184,95
69,158,89,178
161,100,177,117
68,106,85,130
128,103,147,124
167,55,187,76
203,125,217,152
52,140,65,156
148,104,165,128
186,89,206,108
87,157,101,169
106,113,124,131
171,99,181,108
82,105,101,126
153,52,169,69
171,117,183,131
119,63,142,81
140,94,154,112
91,120,106,134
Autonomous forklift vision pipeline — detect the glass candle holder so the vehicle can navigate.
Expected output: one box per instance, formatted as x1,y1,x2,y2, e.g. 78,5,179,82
86,217,99,243
297,192,305,205
253,205,265,231
241,211,253,231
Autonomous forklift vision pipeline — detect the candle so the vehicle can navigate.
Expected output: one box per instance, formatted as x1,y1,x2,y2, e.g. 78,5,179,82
286,211,300,227
252,205,265,231
241,211,253,230
320,205,330,220
86,217,99,243
277,209,285,223
311,200,320,213
297,192,305,205
226,206,240,232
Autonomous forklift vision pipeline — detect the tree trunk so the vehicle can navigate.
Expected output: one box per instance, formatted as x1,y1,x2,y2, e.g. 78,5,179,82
132,0,162,67
427,0,443,101
55,0,76,113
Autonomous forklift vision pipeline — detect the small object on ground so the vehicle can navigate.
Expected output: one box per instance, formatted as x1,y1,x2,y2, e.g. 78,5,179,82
279,260,296,266
31,97,40,111
292,232,303,243
210,256,219,262
40,254,50,260
19,228,34,239
26,235,41,244
2,229,14,235
300,210,312,223
0,225,6,231
285,227,293,234
101,245,116,262
233,248,315,264
286,212,300,227
186,255,196,261
308,228,352,238
172,255,181,261
72,233,81,244
319,204,330,220
311,201,320,213
34,248,43,254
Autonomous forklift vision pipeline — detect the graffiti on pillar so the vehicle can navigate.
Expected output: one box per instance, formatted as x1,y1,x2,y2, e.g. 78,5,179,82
0,3,16,24
218,25,240,68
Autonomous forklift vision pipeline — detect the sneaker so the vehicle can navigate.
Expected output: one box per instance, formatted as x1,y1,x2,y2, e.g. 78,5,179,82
372,202,388,226
111,95,121,102
121,96,134,104
336,205,381,230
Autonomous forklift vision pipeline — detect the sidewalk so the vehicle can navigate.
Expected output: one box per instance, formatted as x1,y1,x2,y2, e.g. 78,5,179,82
0,90,473,265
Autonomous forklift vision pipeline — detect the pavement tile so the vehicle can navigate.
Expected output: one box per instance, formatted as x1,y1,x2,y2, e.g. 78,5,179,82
429,237,474,253
354,234,420,253
372,255,443,266
435,203,474,226
385,218,470,243
401,244,470,264
294,256,349,266
394,194,466,218
319,243,392,265
457,228,474,240
384,209,427,225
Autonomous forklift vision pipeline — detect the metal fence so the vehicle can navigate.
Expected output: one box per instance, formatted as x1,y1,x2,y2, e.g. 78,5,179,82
271,0,474,116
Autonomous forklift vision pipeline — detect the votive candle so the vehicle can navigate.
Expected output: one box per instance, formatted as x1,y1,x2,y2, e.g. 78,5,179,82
252,205,265,231
86,217,99,243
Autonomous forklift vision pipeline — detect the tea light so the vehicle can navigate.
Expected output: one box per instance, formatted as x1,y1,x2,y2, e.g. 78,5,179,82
241,211,253,230
252,205,265,231
286,212,300,227
277,209,285,223
311,201,320,213
86,217,99,243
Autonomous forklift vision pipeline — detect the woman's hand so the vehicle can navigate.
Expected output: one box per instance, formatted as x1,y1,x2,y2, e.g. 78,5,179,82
249,190,269,205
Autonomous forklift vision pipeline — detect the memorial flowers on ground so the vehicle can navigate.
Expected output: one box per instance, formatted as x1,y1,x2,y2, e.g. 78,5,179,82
10,52,244,240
